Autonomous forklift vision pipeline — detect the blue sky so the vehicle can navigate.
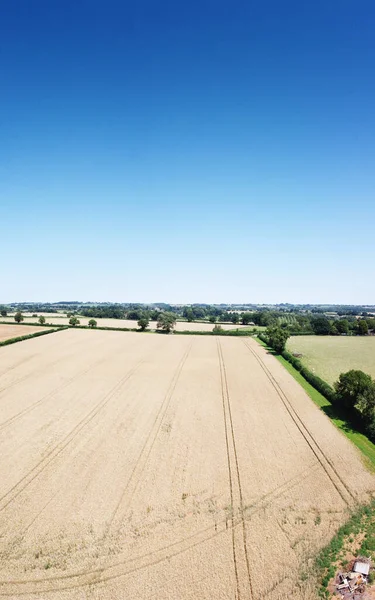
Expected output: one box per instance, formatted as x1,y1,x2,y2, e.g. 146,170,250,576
1,0,374,304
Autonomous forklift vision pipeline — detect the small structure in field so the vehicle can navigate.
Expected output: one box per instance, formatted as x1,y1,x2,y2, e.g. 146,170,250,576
335,556,371,598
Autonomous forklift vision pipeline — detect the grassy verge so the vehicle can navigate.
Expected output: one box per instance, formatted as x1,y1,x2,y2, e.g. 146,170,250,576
256,337,375,470
0,327,68,348
315,499,375,597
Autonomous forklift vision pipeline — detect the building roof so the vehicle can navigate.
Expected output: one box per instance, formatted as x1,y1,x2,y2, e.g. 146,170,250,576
353,561,370,576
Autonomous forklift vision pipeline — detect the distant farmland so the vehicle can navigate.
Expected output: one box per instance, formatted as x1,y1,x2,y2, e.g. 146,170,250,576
287,335,375,385
1,315,260,332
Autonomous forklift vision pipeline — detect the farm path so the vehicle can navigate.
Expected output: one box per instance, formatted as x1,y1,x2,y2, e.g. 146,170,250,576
0,331,373,600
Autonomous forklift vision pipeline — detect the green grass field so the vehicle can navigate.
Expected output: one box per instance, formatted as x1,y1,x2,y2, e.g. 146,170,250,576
287,335,375,385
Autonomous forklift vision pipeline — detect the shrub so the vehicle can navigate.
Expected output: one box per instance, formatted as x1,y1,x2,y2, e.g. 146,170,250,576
213,325,224,334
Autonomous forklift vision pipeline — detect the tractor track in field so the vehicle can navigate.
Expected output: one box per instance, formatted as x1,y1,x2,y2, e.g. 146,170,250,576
242,339,357,507
0,331,108,397
6,340,193,544
217,339,254,600
0,330,73,392
0,358,146,514
0,355,111,432
104,340,194,533
0,461,320,596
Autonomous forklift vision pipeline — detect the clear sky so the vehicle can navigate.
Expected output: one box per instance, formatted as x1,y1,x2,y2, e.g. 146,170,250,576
1,0,374,304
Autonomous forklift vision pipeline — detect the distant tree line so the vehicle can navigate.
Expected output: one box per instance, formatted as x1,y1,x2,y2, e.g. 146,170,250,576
3,303,374,337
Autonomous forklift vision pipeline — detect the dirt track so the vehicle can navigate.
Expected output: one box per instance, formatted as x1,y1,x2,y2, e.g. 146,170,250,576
0,331,373,600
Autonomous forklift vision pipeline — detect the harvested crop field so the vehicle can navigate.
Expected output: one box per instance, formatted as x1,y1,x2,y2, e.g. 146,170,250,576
0,330,374,600
1,316,254,332
287,335,375,385
0,324,49,343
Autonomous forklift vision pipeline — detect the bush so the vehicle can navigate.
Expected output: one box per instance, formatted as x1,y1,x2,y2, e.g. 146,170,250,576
213,325,224,334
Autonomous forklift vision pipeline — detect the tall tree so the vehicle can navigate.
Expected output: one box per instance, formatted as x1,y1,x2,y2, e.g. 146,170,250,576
157,312,176,333
358,320,369,335
312,316,331,335
335,370,375,410
138,317,149,331
241,312,254,325
266,325,290,353
183,308,194,322
336,319,349,334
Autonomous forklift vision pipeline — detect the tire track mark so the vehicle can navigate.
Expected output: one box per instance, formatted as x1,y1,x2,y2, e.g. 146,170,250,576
0,330,70,394
105,339,194,532
0,462,320,596
0,355,110,432
0,333,154,430
217,339,254,600
0,357,147,514
242,339,356,506
0,332,101,396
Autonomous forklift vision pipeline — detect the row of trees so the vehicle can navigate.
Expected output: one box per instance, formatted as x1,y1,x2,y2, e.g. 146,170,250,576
308,316,373,336
10,310,178,333
244,311,373,335
138,312,177,333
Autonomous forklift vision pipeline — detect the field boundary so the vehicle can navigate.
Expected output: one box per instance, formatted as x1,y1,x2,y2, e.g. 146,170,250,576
0,321,67,328
0,327,67,348
0,320,259,336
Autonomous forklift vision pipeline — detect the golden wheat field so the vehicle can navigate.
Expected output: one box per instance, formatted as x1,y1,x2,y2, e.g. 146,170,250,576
2,315,253,332
0,324,49,343
0,330,373,600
